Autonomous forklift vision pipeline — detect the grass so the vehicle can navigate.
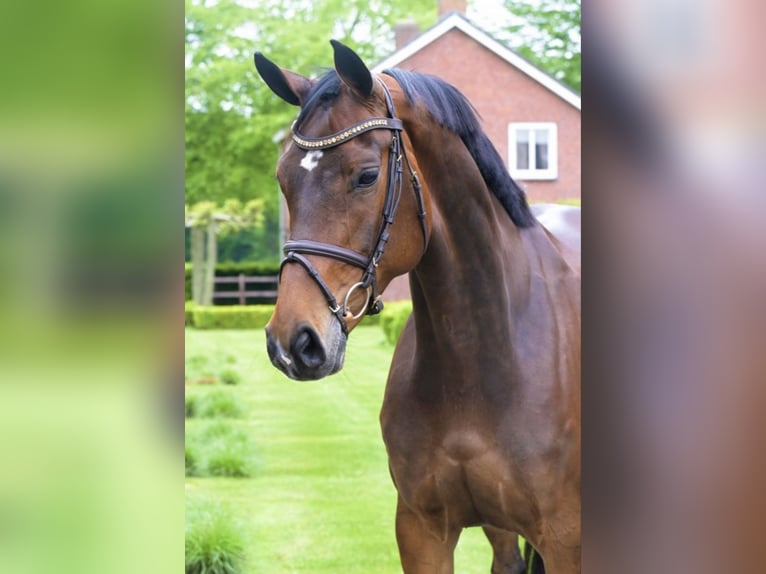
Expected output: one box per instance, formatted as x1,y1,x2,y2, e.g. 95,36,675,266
186,352,243,384
186,421,255,478
185,326,500,573
186,390,245,419
186,498,245,574
198,390,245,419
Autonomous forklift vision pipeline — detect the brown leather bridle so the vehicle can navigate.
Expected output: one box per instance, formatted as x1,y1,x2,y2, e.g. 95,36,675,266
281,77,428,335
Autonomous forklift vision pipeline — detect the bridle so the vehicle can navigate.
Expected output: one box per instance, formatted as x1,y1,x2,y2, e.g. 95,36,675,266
281,76,428,336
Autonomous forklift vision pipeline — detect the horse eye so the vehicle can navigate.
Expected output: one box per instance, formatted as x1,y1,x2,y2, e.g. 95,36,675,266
356,169,379,188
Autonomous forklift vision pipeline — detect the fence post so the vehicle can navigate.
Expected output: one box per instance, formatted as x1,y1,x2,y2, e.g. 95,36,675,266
238,273,246,305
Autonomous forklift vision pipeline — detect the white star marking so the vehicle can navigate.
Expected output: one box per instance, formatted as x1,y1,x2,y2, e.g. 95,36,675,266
300,150,323,172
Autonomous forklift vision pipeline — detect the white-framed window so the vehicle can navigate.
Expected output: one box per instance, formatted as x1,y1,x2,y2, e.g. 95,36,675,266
508,122,558,180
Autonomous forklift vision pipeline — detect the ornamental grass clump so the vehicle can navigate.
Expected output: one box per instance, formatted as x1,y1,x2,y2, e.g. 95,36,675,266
198,390,244,419
185,501,245,574
185,421,254,478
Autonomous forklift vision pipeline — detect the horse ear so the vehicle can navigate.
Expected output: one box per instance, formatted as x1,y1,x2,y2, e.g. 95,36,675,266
254,52,312,106
330,39,373,99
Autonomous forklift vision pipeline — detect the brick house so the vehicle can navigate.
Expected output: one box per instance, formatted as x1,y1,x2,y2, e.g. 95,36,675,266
374,2,581,301
374,5,581,204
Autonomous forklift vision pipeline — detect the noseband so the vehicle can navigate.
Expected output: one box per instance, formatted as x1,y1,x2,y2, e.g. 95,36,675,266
281,78,428,335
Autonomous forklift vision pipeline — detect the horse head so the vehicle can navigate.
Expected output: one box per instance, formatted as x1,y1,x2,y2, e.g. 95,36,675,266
255,41,429,380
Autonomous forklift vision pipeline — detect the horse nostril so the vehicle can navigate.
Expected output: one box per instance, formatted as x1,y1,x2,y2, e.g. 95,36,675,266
291,326,326,370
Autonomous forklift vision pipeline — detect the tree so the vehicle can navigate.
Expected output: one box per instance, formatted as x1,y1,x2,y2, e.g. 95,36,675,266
185,0,438,262
185,199,264,305
503,0,581,93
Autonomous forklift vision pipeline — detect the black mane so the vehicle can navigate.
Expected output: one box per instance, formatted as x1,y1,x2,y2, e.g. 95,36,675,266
383,68,535,228
293,68,535,228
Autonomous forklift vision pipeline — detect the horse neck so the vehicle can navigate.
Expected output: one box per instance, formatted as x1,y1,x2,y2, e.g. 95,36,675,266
405,124,536,358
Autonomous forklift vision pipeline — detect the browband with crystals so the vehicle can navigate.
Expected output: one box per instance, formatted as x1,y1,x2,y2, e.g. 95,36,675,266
291,118,403,149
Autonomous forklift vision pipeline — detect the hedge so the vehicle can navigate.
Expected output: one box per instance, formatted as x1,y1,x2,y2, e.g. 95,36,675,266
358,309,381,326
191,305,275,330
379,301,413,346
213,261,280,275
185,301,196,326
187,302,407,333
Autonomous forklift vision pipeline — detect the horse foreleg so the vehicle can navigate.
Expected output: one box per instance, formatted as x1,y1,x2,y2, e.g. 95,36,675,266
535,526,580,574
395,494,461,574
482,526,525,574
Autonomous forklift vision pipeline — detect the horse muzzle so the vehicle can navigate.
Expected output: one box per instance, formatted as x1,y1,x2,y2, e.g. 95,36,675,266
265,320,346,381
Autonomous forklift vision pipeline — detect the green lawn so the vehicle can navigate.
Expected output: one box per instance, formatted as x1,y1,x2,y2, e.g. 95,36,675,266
186,326,496,573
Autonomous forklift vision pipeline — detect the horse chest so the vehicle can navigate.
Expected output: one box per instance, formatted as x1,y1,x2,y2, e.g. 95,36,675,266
382,407,528,532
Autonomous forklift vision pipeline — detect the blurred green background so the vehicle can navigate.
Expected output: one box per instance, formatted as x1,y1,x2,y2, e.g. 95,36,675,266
0,0,182,573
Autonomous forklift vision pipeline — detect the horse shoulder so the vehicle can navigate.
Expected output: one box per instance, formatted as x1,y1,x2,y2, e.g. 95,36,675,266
530,203,581,273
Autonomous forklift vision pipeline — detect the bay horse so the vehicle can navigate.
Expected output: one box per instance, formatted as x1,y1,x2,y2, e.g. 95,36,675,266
255,41,580,573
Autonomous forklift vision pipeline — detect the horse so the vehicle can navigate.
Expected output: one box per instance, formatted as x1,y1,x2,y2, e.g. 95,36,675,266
255,40,580,573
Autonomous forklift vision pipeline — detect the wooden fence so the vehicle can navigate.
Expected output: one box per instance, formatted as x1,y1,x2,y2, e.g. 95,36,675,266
212,274,279,305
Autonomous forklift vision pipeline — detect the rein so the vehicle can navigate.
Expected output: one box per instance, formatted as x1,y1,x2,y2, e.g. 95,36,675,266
281,78,427,335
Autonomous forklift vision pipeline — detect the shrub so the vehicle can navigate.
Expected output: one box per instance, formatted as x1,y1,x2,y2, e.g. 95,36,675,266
219,369,241,386
192,305,274,330
200,420,237,440
186,354,212,382
198,390,244,419
214,261,280,276
207,445,251,478
380,301,413,346
186,354,208,372
185,263,192,301
185,501,245,574
185,394,198,418
185,443,199,476
186,421,254,478
185,301,196,327
359,309,381,326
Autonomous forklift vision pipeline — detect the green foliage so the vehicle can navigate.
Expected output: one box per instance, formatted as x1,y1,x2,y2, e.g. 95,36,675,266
380,301,413,346
214,209,280,262
185,0,440,260
185,301,197,326
504,0,581,92
219,368,241,386
186,200,268,306
185,443,199,477
185,264,193,300
185,327,504,569
192,305,275,330
212,261,281,276
186,351,244,385
186,420,254,478
207,446,251,478
185,199,264,234
197,390,245,419
359,310,381,326
200,420,239,441
185,353,209,378
185,500,245,574
185,393,198,418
